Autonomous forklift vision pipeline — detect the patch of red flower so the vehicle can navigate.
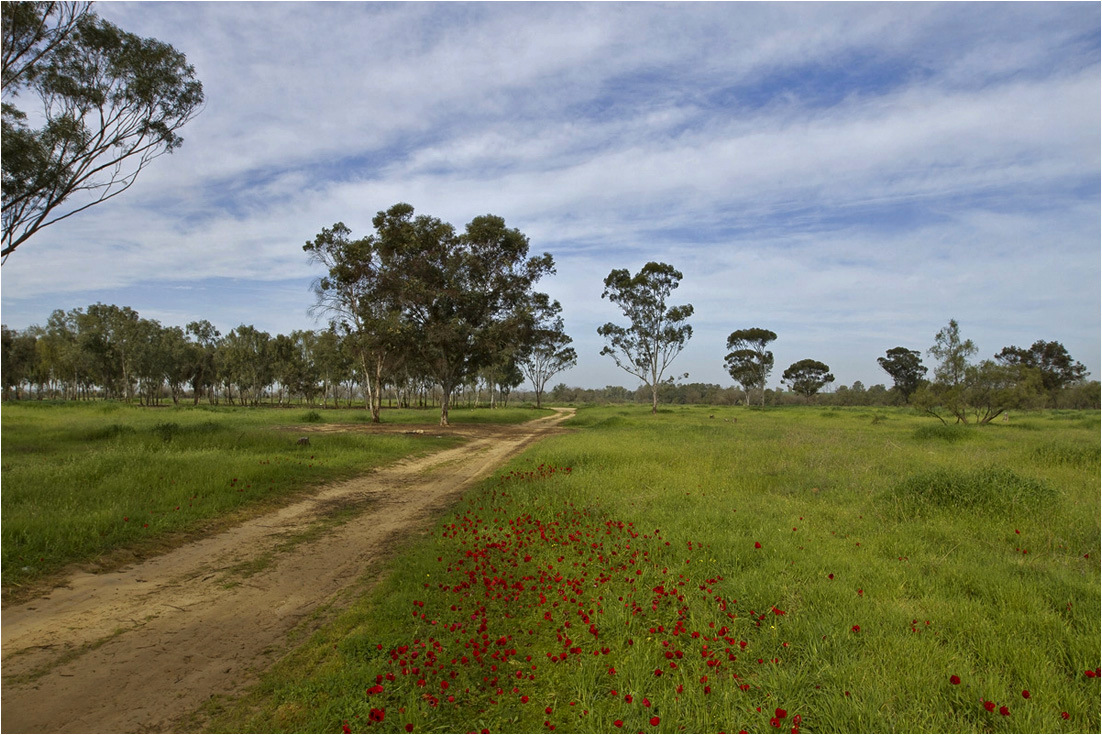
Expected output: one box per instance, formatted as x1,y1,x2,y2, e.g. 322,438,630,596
949,675,961,685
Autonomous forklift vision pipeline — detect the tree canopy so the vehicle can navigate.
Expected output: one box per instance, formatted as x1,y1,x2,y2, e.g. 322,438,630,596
877,346,927,403
724,327,776,407
2,1,204,261
597,262,693,414
782,358,835,398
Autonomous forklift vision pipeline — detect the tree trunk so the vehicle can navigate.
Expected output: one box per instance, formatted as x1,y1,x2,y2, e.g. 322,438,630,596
440,383,452,426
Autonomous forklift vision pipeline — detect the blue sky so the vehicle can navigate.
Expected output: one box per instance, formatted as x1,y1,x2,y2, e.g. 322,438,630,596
2,2,1099,390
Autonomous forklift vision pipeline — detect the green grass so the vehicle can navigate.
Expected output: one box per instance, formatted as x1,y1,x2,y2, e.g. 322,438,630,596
207,405,1100,734
1,402,549,590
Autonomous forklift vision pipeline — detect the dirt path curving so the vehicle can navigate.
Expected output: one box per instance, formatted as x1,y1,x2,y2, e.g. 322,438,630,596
1,408,574,733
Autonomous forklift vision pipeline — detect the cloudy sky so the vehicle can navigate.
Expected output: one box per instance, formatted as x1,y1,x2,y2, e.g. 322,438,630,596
2,1,1099,390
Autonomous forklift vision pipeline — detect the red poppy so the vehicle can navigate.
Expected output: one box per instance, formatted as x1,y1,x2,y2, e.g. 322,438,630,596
950,675,961,685
342,723,352,734
650,716,660,726
1021,690,1030,699
521,695,529,703
405,726,413,734
1086,670,1098,679
614,721,623,729
983,701,995,712
1061,712,1070,720
999,706,1010,716
754,542,762,549
368,708,384,723
851,625,860,632
775,708,787,719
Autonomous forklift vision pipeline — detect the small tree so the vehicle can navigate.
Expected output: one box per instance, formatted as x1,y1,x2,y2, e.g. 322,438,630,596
782,359,834,398
877,346,927,403
724,327,776,407
918,319,1043,424
597,262,693,414
928,319,975,388
519,294,576,409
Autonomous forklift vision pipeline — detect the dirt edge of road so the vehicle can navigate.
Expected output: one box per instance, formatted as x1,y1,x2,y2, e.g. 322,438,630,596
1,408,575,734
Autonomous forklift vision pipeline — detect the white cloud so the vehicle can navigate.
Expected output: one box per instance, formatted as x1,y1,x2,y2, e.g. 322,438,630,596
2,2,1097,388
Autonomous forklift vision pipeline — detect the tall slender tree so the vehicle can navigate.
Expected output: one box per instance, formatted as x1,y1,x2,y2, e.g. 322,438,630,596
598,262,693,414
724,328,776,407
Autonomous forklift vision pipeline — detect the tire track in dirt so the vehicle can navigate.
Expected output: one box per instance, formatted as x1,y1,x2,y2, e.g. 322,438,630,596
0,408,574,733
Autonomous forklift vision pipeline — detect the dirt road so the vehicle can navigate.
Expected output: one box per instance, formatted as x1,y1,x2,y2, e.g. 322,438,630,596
1,408,573,733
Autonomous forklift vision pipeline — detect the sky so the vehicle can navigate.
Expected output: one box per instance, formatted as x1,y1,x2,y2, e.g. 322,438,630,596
1,1,1099,391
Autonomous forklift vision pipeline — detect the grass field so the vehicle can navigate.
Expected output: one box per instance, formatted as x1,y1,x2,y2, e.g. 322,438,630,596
0,401,545,591
205,404,1101,734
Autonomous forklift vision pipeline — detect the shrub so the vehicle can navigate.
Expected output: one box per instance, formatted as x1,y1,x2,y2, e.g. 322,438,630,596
301,410,323,423
151,422,180,443
890,465,1054,516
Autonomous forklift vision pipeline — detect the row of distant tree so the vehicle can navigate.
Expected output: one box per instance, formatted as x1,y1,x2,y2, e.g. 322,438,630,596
0,303,570,412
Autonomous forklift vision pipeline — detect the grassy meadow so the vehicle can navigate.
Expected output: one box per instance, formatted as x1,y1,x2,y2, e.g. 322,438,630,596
0,401,545,591
206,404,1101,734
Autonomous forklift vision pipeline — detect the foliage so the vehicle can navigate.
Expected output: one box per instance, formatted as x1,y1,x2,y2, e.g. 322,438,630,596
518,294,577,409
782,358,834,398
877,346,927,402
597,262,694,414
919,320,1051,425
1,0,204,260
928,319,976,388
368,203,555,425
996,340,1089,398
724,327,776,407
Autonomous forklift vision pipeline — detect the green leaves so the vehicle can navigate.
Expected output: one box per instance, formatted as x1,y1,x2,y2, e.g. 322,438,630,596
1,2,204,259
598,262,693,413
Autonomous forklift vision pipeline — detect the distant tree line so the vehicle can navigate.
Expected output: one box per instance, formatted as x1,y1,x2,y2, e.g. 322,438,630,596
4,245,1096,414
0,304,559,410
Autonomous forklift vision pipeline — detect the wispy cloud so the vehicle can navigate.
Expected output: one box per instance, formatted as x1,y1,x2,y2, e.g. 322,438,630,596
2,2,1097,388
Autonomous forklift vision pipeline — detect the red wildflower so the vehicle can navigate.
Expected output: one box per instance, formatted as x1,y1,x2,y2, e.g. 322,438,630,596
650,716,660,726
342,723,352,734
1021,690,1030,699
770,718,780,728
792,715,802,725
614,721,623,729
1086,669,1098,679
754,542,762,549
625,694,633,703
1061,712,1070,720
368,708,384,723
983,701,996,712
999,705,1010,716
950,675,961,685
521,695,529,703
851,625,860,632
642,698,651,708
404,724,413,732
775,708,787,719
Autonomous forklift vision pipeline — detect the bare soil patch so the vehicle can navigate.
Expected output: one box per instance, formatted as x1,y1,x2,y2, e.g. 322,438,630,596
0,408,573,733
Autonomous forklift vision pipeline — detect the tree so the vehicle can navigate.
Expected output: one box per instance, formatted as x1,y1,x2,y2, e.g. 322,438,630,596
184,319,219,404
782,359,834,398
995,340,1088,395
877,346,927,403
597,262,693,414
724,327,776,407
2,1,204,260
518,294,576,409
917,319,1042,424
372,203,554,426
305,222,403,422
928,319,975,388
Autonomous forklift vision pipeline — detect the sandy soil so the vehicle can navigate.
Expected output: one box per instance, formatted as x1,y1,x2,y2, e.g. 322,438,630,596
0,408,573,733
